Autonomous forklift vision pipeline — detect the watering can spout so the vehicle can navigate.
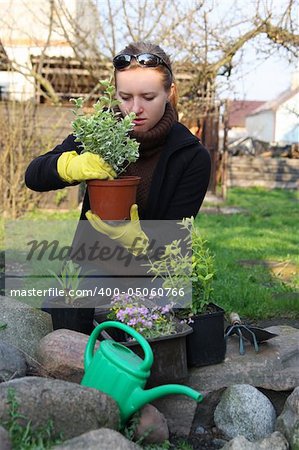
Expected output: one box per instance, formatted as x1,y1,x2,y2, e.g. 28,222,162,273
130,384,203,414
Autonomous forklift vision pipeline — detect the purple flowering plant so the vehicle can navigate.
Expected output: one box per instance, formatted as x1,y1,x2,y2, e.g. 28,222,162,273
107,293,176,339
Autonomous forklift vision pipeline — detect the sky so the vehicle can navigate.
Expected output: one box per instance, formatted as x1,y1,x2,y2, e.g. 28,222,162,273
213,0,298,102
226,51,298,101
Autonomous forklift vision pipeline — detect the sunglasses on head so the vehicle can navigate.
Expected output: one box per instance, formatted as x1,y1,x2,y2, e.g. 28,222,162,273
113,53,172,75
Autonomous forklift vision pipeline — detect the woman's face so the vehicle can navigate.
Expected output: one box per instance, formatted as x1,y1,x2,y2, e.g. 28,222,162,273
115,67,171,132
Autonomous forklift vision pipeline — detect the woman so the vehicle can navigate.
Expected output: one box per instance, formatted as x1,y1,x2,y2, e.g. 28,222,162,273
25,41,211,222
25,41,211,332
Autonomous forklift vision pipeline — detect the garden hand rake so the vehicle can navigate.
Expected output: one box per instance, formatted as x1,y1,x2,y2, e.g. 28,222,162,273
225,312,278,355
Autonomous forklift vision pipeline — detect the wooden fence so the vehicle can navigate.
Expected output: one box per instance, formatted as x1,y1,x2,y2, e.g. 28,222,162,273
226,156,299,189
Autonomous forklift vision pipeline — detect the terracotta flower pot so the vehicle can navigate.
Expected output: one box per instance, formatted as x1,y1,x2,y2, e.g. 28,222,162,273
87,176,141,220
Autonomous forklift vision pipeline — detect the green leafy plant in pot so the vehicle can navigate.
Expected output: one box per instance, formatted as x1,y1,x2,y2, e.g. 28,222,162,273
71,79,140,220
145,217,226,367
48,260,94,335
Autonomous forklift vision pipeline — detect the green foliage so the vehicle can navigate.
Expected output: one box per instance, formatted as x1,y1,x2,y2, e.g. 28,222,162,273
0,322,7,331
143,442,172,449
22,209,80,221
198,187,299,319
121,412,141,441
191,224,215,314
145,217,215,316
2,388,62,450
71,79,140,175
54,189,68,206
4,188,297,319
146,237,192,299
169,440,193,450
48,259,83,305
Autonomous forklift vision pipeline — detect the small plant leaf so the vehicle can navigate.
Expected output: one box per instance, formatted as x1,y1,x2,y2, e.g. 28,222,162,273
71,79,139,175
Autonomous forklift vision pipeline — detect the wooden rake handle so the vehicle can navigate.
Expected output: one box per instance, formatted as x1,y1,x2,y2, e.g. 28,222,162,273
229,312,242,325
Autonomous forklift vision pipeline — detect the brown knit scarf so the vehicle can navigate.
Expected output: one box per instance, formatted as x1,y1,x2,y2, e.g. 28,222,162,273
124,102,176,217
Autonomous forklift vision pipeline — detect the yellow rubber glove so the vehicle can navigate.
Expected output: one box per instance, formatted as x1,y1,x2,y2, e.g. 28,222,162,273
57,151,116,183
86,204,149,257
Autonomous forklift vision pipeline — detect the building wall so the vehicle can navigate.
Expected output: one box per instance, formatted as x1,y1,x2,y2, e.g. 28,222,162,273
0,0,89,100
275,91,299,143
0,0,80,45
227,126,248,142
245,110,275,142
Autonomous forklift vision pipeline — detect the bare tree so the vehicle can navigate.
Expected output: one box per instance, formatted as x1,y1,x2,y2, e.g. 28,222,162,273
0,0,297,213
0,100,42,218
168,0,298,114
0,0,297,105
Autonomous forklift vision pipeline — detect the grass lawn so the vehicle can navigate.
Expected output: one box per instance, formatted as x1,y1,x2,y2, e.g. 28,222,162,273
196,187,299,320
1,187,298,320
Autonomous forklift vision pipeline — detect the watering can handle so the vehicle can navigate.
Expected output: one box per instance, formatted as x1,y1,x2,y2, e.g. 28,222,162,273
84,321,154,372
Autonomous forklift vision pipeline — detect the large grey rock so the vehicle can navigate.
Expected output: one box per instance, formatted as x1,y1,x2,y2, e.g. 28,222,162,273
221,431,289,449
0,426,11,450
276,386,299,449
0,377,119,440
134,404,169,444
153,396,198,436
37,329,100,383
190,326,299,393
52,428,141,450
191,388,226,432
214,384,276,441
0,296,52,364
0,341,27,382
141,325,298,438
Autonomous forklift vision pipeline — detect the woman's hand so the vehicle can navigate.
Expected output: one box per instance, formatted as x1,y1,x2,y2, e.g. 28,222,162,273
86,204,149,256
57,151,116,183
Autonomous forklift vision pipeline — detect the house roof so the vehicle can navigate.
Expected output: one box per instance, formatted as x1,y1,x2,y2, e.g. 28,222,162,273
248,86,299,115
0,40,9,70
227,100,265,128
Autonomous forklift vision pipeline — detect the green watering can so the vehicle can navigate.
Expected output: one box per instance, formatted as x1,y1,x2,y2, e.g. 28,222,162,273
81,321,203,425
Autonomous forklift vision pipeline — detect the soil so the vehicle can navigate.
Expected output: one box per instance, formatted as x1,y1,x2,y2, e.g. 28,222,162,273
170,431,227,449
244,317,299,330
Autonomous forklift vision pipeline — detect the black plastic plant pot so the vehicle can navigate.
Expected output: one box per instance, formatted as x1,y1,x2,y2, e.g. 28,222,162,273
93,309,126,341
186,303,226,367
0,251,5,296
50,297,95,335
98,321,193,388
127,323,192,387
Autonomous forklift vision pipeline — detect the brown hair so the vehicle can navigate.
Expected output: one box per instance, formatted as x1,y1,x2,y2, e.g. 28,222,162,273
114,41,178,111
